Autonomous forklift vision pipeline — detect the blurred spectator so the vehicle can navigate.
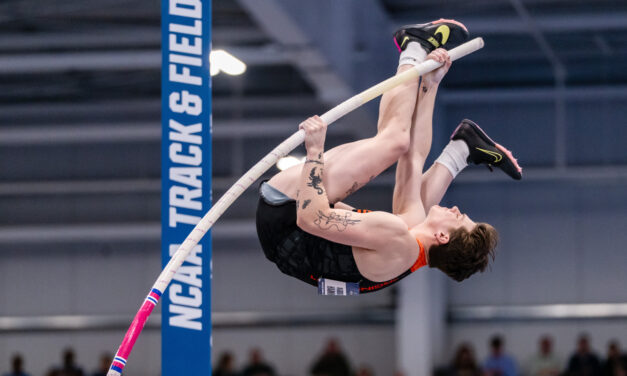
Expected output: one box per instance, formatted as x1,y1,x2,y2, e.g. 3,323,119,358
483,335,518,376
310,338,352,376
213,352,239,376
242,348,275,376
355,365,374,376
525,335,562,376
566,334,601,376
91,353,112,376
602,341,627,376
2,354,30,376
48,348,84,376
450,343,481,376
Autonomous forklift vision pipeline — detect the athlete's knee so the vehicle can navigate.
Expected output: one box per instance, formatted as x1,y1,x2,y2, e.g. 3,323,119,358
379,130,410,156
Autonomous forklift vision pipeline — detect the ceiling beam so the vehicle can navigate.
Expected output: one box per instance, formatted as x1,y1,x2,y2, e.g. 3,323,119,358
0,96,324,122
0,309,393,332
0,118,355,145
507,0,566,79
0,30,159,51
4,302,627,331
0,100,160,121
0,27,263,52
450,303,627,322
395,12,627,35
0,179,160,196
459,49,627,62
507,0,567,168
0,50,161,74
0,177,253,196
0,45,293,74
440,85,627,103
2,85,625,122
0,220,257,244
0,122,160,145
236,0,353,104
2,164,627,198
371,166,627,185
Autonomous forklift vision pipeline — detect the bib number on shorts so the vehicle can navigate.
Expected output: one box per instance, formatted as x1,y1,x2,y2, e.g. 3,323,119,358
318,278,360,296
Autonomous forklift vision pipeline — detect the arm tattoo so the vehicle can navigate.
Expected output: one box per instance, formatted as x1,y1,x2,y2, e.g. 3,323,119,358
314,210,361,232
307,167,324,195
302,199,311,209
305,153,323,165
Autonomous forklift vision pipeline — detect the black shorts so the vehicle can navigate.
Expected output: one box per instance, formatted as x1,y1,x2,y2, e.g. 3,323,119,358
255,183,364,287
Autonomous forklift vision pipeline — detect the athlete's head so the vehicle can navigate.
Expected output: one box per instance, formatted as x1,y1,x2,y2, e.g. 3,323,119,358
424,205,497,282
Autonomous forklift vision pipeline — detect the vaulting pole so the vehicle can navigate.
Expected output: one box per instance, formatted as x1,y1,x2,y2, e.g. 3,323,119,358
107,37,484,376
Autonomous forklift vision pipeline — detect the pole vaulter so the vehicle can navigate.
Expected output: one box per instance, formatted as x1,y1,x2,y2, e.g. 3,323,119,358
107,37,485,376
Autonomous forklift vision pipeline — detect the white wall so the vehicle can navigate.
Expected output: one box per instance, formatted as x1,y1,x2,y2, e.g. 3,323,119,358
213,327,395,376
0,331,161,376
2,188,626,376
430,95,627,371
0,242,396,376
212,246,397,376
0,245,162,376
2,98,626,376
441,180,627,371
449,321,627,374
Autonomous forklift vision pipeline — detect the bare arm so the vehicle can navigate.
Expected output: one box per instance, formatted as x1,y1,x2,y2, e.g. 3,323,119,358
296,117,408,250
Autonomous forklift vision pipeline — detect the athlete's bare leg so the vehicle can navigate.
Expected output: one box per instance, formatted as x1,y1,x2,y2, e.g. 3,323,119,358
268,64,419,203
415,119,526,212
410,55,455,212
419,118,525,210
392,48,450,227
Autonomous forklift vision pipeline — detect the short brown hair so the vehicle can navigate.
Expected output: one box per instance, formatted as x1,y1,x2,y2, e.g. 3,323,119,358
427,223,498,282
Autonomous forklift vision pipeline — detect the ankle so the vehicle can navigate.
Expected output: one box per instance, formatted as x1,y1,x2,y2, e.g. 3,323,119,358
435,139,469,178
398,41,428,68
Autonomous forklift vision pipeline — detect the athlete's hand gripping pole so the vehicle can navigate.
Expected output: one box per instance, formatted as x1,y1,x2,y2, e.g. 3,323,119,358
107,37,484,376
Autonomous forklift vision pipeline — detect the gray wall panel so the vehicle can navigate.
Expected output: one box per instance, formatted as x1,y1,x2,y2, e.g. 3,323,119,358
567,100,627,165
445,179,627,370
212,326,395,376
0,331,160,376
448,321,627,372
447,181,627,306
445,101,556,166
211,247,394,312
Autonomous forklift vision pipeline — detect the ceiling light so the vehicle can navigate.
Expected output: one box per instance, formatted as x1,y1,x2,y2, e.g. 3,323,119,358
276,155,305,171
210,50,246,76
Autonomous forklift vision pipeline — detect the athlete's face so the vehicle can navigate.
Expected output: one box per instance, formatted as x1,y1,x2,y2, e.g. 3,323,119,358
426,205,476,239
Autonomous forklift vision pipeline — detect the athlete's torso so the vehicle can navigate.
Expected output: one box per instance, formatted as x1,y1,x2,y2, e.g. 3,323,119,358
256,182,427,293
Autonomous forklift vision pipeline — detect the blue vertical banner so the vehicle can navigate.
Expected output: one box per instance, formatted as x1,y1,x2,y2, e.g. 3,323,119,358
161,0,211,375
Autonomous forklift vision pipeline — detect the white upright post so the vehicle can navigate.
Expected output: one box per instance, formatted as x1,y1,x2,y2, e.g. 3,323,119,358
397,270,448,376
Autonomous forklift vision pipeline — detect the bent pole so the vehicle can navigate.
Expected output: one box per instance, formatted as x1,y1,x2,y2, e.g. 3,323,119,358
107,37,484,376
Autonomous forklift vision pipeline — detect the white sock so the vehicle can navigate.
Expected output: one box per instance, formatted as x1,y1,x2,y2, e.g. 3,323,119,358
435,139,470,178
399,41,427,68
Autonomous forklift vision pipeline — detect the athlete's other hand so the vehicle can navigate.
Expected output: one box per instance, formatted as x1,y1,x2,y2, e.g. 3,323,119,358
422,48,451,87
299,115,327,154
